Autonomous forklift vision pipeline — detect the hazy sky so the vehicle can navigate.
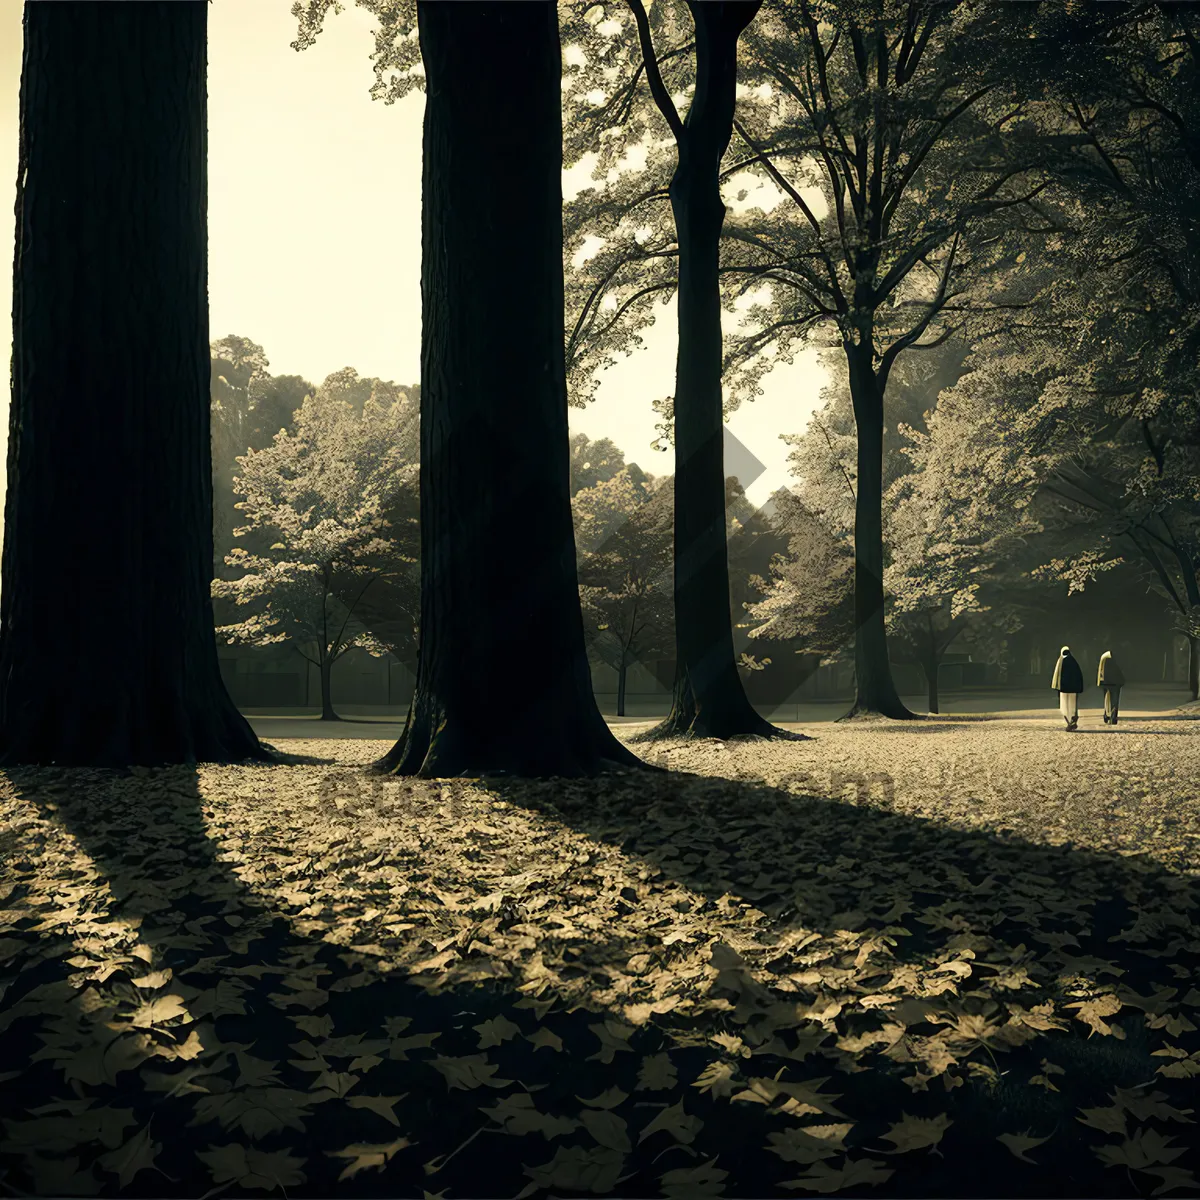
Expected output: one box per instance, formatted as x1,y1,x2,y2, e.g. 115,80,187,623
0,0,828,542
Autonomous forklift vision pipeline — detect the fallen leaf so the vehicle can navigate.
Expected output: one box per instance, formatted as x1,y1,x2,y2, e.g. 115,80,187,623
197,1143,307,1191
782,1155,894,1193
879,1112,951,1154
997,1130,1051,1164
474,1015,521,1049
346,1095,406,1128
579,1108,632,1153
328,1138,412,1182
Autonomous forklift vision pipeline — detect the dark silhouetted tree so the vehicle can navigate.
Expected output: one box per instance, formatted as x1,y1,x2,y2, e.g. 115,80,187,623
371,2,647,777
0,2,269,766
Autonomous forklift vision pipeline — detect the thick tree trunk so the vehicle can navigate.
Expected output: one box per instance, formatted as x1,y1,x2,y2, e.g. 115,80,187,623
635,1,795,744
0,3,269,766
617,660,628,717
319,656,339,721
375,2,646,778
842,348,916,720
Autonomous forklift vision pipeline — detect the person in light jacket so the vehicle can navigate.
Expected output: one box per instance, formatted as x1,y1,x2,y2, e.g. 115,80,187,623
1051,645,1084,730
1097,649,1125,725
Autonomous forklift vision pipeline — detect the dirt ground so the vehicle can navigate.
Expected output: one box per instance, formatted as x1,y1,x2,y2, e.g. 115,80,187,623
1,714,1198,1198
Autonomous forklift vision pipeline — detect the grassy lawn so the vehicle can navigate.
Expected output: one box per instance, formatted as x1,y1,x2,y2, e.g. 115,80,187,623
1,715,1198,1198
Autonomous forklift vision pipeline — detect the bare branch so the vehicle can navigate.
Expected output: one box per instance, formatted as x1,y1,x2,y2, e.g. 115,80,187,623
627,0,685,142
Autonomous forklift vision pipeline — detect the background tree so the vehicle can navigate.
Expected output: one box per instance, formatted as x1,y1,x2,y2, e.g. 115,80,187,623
569,432,632,494
213,390,417,719
1022,3,1200,694
710,0,1053,719
210,335,315,581
0,1,268,766
744,491,856,666
883,411,1031,713
573,468,674,715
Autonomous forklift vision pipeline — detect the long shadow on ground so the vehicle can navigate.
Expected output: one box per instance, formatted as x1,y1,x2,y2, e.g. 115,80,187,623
0,750,1197,1198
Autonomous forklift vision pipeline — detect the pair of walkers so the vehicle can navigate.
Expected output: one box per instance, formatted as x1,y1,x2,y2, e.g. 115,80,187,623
1052,646,1124,730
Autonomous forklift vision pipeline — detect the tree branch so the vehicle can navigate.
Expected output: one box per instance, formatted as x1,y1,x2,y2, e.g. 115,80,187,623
627,0,685,142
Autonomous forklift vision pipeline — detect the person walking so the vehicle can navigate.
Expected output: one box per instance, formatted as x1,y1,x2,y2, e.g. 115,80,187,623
1051,645,1085,730
1097,649,1125,725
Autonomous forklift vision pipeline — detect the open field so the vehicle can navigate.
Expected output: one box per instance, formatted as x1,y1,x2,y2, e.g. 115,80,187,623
2,715,1199,1197
240,684,1196,742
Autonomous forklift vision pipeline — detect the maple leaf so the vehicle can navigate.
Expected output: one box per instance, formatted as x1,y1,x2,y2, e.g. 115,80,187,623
637,1053,678,1091
997,1130,1051,1164
577,1086,629,1111
1065,994,1124,1038
586,1020,635,1064
129,994,189,1028
96,1124,165,1189
1145,1167,1200,1197
346,1095,406,1128
429,1054,512,1091
526,1028,564,1053
692,1060,738,1098
474,1015,521,1048
389,1031,441,1060
767,1123,853,1165
1111,1087,1195,1124
519,1145,629,1196
481,1093,579,1140
659,1157,729,1198
327,1138,412,1182
782,1155,894,1193
1095,1128,1186,1171
879,1112,952,1154
197,1143,307,1191
638,1100,703,1145
580,1109,632,1153
1077,1104,1126,1137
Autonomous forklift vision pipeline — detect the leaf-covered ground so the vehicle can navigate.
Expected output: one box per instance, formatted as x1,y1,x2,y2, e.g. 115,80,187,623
2,714,1199,1198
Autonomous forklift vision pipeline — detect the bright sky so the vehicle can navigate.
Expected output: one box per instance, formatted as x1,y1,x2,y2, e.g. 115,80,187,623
0,0,827,545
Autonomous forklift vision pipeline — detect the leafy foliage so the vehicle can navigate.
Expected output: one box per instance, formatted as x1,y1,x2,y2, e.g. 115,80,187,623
211,377,419,697
573,468,674,697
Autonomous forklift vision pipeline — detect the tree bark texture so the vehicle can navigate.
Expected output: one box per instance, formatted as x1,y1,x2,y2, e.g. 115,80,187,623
376,2,645,778
637,1,791,742
0,2,269,766
843,348,916,720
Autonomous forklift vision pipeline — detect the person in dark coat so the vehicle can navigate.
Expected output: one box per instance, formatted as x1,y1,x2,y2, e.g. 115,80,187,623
1051,645,1084,730
1097,650,1125,725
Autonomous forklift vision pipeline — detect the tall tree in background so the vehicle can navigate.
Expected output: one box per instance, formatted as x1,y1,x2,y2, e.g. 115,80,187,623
372,2,645,776
214,390,417,720
573,469,674,715
210,335,314,580
620,0,799,741
0,2,268,766
716,0,1048,718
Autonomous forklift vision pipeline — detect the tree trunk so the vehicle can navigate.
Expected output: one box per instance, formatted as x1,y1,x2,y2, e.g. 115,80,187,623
0,2,269,766
617,660,628,717
637,1,793,744
1190,635,1199,702
924,652,940,715
842,348,916,720
319,656,339,721
376,2,646,779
